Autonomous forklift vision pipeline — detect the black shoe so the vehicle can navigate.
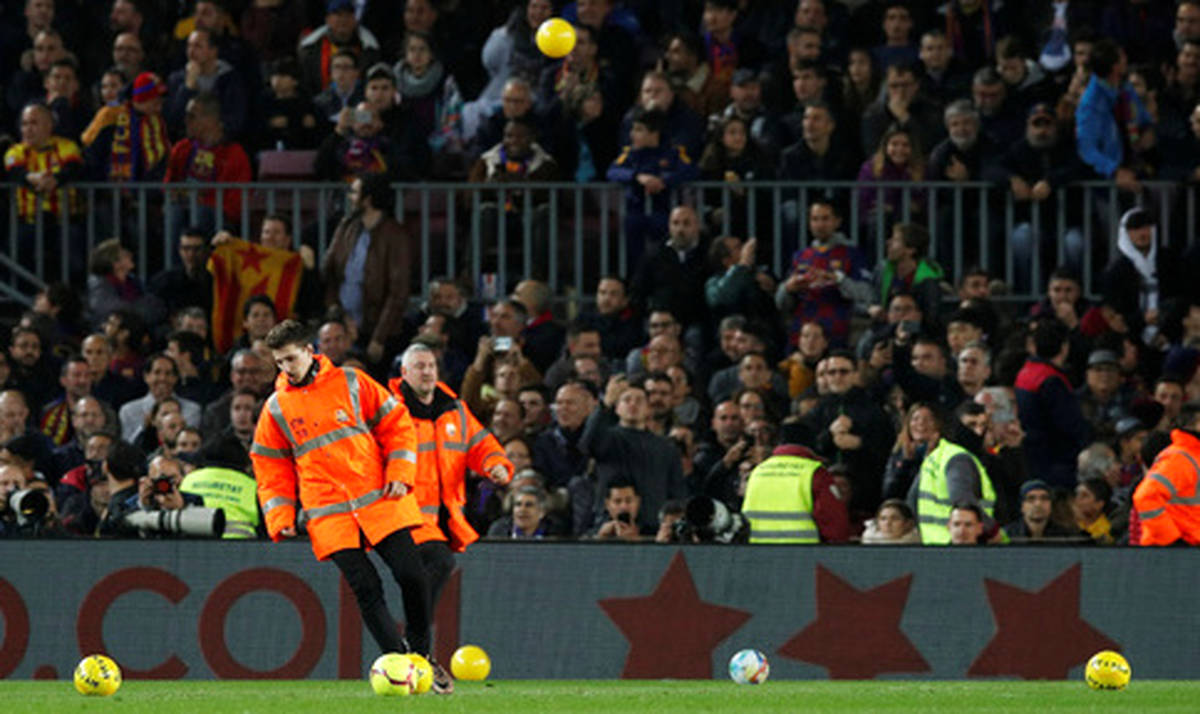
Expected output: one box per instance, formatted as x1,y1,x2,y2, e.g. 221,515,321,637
429,658,454,694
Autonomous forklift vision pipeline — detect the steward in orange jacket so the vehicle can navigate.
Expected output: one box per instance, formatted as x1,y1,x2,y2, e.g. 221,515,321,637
1134,418,1200,546
251,322,448,690
390,343,512,604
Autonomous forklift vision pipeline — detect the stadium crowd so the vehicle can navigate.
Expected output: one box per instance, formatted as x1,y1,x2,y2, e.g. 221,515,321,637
4,0,1200,545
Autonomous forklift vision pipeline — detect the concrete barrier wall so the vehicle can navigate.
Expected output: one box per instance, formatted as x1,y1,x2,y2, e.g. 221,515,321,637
1,542,1197,680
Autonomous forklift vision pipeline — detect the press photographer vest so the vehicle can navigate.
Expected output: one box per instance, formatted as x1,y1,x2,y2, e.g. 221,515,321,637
181,467,260,539
742,455,819,544
916,439,995,544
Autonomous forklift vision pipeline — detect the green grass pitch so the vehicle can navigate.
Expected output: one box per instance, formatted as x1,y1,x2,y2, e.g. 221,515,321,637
3,680,1200,713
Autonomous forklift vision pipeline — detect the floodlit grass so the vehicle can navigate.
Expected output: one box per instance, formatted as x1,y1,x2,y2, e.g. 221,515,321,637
3,679,1199,713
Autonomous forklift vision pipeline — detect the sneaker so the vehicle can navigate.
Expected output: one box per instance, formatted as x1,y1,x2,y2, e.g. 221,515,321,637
429,658,454,694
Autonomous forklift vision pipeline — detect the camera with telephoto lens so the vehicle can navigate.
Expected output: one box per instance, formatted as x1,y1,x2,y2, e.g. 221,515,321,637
672,497,748,543
8,488,51,528
122,507,226,538
150,474,175,497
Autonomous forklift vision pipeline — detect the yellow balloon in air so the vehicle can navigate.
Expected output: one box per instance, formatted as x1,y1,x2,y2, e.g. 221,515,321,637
536,18,577,59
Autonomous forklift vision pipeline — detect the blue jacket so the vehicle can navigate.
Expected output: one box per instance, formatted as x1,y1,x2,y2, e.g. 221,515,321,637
1075,75,1152,179
606,144,697,216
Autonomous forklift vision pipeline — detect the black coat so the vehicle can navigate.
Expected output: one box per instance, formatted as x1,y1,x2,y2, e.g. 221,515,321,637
800,387,895,511
631,241,708,330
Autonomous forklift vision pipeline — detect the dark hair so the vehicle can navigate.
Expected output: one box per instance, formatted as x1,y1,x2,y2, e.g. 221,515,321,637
144,352,179,378
994,35,1028,61
1088,38,1121,77
631,106,666,135
894,222,930,257
1078,477,1112,507
106,440,147,482
357,172,394,214
560,377,599,400
950,501,984,522
242,294,276,320
330,48,360,68
517,383,551,403
167,330,206,366
188,91,222,120
59,354,89,377
606,477,639,497
265,319,313,349
665,29,704,61
1032,319,1068,360
404,30,437,56
42,281,81,325
261,213,292,236
88,238,127,277
876,498,915,522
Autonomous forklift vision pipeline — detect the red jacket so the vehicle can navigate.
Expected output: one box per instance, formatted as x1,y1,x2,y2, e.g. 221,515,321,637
164,138,252,220
771,444,851,543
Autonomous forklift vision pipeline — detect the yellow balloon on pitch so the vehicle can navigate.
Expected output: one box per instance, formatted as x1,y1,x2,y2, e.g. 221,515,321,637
451,644,492,681
536,18,576,58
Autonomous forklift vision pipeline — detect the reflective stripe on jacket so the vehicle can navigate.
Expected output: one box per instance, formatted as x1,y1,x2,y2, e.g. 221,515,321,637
743,455,819,544
389,378,512,552
1134,429,1200,546
251,354,419,560
916,439,996,545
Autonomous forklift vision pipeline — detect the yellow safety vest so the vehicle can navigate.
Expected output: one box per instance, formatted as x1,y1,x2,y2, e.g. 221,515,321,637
181,467,260,539
743,455,819,544
916,439,996,544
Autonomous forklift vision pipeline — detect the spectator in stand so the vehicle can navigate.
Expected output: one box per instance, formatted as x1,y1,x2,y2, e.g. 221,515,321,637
400,276,486,365
1075,38,1154,193
661,29,729,120
944,0,1009,71
779,100,857,184
776,200,872,347
1074,476,1118,544
533,378,597,490
1155,376,1186,430
392,30,466,174
871,2,918,72
95,440,146,537
1103,208,1184,348
928,100,1002,185
49,395,109,478
97,69,126,109
202,348,272,436
312,49,364,126
42,57,89,140
619,71,705,163
578,276,644,364
164,92,252,240
81,333,139,408
608,107,699,270
582,379,686,534
261,57,320,151
995,35,1055,116
118,353,201,442
779,60,839,148
709,69,782,158
4,103,84,268
239,0,307,66
5,29,67,120
360,63,430,175
947,502,987,545
487,485,563,539
537,23,620,182
587,479,650,540
317,320,352,366
297,0,382,96
800,349,895,512
8,325,57,415
85,238,164,331
165,28,248,141
81,72,170,183
1015,319,1091,490
147,228,211,319
868,222,945,329
917,28,970,112
956,341,993,399
972,67,1024,148
508,280,565,375
469,0,555,138
630,205,709,334
856,126,926,241
321,174,412,365
698,114,772,238
315,101,404,182
102,308,147,384
165,330,221,407
474,76,575,181
704,236,777,325
489,398,524,445
460,334,541,425
1004,479,1086,543
542,322,604,393
861,498,921,543
840,47,879,142
38,356,92,447
570,0,637,111
56,431,115,535
860,63,942,159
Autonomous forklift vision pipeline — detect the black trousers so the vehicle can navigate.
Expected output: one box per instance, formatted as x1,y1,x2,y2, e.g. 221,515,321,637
329,528,432,656
417,540,457,608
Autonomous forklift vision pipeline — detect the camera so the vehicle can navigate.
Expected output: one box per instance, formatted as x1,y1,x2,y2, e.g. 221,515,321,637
616,511,633,525
353,107,372,124
122,507,226,538
9,488,50,527
151,474,175,496
492,336,513,352
671,497,748,544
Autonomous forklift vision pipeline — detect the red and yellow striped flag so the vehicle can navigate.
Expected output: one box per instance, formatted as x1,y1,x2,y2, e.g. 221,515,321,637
208,238,302,353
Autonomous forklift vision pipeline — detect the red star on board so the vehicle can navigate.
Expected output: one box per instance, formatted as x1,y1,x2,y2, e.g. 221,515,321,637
237,244,270,273
598,551,751,679
778,564,930,679
969,563,1118,679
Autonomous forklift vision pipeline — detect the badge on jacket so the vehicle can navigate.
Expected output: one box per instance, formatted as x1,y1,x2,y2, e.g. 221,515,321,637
335,408,352,424
445,422,457,438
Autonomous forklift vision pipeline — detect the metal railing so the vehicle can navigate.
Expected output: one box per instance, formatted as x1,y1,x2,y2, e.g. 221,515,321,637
4,179,1195,306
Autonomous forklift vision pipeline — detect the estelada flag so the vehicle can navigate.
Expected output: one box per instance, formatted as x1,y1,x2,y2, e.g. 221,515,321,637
208,237,302,353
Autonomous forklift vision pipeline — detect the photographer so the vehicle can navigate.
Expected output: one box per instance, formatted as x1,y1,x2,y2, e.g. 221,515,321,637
589,479,652,541
0,464,62,538
57,431,117,536
137,455,203,515
96,441,146,537
657,496,749,544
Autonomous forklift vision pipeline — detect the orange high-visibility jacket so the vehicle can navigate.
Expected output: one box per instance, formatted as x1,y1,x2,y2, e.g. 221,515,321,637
388,378,512,552
252,355,420,560
1134,429,1200,546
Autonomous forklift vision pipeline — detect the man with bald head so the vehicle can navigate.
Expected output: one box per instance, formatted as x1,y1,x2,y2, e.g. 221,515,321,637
0,389,56,483
631,205,708,331
50,396,111,477
5,102,83,227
